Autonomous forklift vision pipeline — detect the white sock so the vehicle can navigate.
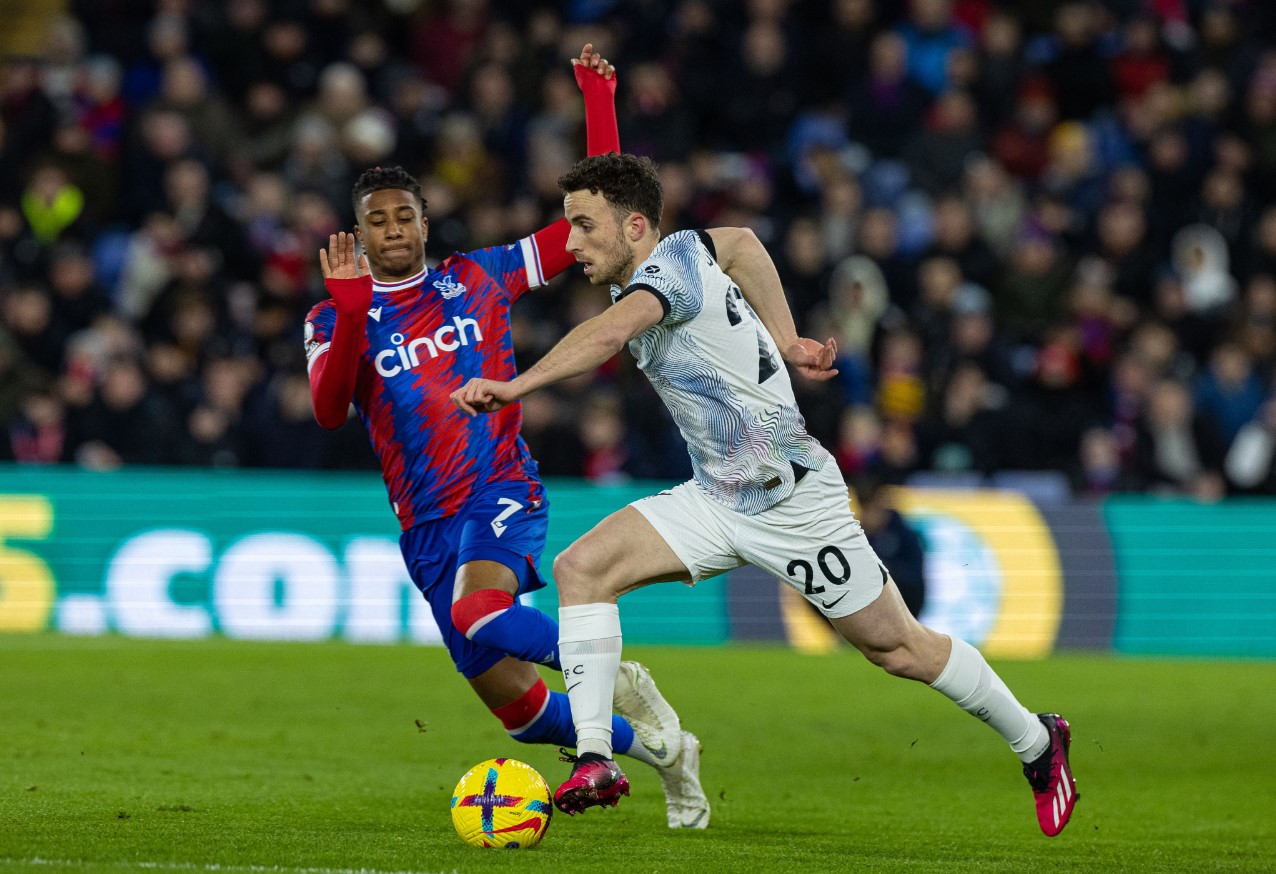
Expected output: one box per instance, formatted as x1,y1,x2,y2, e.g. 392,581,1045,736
930,637,1049,762
558,602,623,759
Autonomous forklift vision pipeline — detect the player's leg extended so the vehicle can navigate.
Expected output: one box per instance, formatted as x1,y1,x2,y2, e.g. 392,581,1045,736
552,505,697,815
829,581,1078,836
554,506,690,758
755,459,1076,835
788,459,1061,772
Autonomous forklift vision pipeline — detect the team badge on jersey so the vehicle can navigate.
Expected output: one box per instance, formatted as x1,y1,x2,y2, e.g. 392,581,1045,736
434,276,468,298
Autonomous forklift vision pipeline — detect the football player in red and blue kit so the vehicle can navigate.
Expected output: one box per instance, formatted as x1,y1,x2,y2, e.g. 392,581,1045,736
304,45,708,828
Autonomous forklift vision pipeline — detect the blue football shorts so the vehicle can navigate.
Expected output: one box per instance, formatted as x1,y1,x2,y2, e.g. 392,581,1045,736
399,482,549,679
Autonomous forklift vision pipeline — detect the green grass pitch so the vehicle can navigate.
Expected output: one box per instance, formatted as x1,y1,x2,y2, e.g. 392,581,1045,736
2,636,1274,873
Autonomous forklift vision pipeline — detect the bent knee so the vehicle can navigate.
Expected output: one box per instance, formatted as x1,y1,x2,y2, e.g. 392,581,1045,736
450,589,514,639
552,547,615,600
551,546,591,586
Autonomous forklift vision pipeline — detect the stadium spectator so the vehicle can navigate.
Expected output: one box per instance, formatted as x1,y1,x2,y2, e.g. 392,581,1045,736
814,253,888,404
1043,2,1113,122
946,280,1017,389
150,56,242,167
46,241,109,335
74,55,126,163
0,327,45,423
812,0,880,106
848,31,929,159
856,206,917,310
122,12,197,109
21,162,86,246
997,222,1072,338
1132,376,1226,494
974,8,1026,128
75,354,176,468
1,58,57,186
618,63,696,161
410,0,492,100
851,474,927,618
1,385,71,464
1192,340,1266,446
1233,274,1276,373
235,81,295,172
834,405,883,478
4,284,65,376
1070,425,1141,497
917,361,1007,473
897,0,972,98
718,20,802,156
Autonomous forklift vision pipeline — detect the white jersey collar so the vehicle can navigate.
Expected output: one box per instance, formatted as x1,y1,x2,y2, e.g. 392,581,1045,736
372,266,427,294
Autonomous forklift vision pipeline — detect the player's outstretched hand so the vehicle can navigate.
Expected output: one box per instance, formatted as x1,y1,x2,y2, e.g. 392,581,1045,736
319,231,372,315
784,337,840,381
451,377,520,416
572,42,616,91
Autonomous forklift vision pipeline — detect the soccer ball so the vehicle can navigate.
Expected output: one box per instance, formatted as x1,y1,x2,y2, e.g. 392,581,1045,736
450,758,553,849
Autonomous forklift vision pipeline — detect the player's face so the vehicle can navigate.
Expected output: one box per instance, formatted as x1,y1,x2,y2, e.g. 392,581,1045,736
356,188,428,279
564,189,635,286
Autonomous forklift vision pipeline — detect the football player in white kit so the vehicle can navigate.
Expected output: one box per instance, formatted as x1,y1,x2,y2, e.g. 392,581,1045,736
450,153,1078,837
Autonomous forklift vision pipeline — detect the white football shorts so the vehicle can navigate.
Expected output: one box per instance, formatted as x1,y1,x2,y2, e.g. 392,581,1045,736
630,457,888,619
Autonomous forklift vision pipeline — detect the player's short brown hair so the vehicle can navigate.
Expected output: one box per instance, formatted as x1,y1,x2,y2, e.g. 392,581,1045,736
351,166,425,215
558,153,662,231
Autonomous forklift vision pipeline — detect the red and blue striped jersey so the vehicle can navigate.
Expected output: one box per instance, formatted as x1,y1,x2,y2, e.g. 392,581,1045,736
305,238,551,530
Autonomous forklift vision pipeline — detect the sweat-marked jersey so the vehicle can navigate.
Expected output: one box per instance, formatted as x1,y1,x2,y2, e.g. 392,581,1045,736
305,239,552,530
613,229,830,515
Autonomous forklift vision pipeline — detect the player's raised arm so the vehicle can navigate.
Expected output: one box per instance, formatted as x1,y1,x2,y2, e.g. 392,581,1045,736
525,43,621,284
451,290,663,416
572,43,619,156
707,226,839,382
308,231,372,429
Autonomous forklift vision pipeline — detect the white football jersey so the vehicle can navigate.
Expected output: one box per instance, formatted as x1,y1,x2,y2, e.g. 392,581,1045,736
612,229,830,515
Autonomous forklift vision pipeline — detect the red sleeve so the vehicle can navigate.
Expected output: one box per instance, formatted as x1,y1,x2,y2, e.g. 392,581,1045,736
575,63,619,156
531,220,573,282
308,278,371,429
531,66,621,281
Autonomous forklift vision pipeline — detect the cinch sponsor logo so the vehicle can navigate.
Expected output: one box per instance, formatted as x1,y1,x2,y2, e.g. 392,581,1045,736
374,317,483,377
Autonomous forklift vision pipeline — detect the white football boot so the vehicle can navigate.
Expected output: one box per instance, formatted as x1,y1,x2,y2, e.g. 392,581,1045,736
612,661,711,829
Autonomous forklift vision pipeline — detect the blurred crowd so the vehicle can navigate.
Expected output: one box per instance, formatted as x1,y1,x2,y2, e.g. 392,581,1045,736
3,0,1276,499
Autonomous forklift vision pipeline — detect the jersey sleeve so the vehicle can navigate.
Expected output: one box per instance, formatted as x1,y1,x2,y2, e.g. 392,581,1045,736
304,301,337,373
619,230,704,326
466,237,550,303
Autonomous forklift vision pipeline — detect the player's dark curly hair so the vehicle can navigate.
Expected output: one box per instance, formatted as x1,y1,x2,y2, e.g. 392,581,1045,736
351,166,425,215
558,153,662,231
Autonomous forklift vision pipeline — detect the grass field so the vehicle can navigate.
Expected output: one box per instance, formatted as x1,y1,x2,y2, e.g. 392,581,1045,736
2,636,1274,874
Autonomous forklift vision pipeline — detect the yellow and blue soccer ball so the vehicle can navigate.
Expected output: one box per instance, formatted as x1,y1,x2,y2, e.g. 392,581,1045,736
450,758,553,848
